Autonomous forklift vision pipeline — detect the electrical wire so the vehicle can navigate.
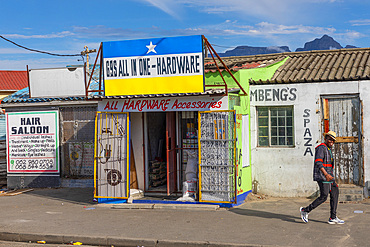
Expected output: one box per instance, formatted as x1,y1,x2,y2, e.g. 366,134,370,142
211,43,237,49
0,35,81,57
0,34,248,57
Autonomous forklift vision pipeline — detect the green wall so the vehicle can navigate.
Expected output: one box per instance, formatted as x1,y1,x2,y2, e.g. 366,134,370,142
205,57,288,89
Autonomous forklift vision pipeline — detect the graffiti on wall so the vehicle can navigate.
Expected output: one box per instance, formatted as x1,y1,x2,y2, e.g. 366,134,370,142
69,142,94,176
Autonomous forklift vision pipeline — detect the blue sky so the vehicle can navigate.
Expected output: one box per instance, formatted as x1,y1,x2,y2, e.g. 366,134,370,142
0,0,369,70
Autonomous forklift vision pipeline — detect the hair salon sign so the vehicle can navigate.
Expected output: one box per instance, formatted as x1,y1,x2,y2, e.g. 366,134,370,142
6,111,59,173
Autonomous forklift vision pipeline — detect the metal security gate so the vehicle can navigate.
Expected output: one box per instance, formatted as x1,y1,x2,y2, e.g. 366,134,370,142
94,112,130,199
60,106,96,179
198,110,236,203
322,96,362,185
166,112,177,195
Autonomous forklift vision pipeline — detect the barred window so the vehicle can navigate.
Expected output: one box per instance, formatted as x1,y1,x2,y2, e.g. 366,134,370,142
257,106,294,147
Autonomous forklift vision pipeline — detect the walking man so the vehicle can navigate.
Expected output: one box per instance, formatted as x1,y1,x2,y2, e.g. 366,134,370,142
300,131,345,224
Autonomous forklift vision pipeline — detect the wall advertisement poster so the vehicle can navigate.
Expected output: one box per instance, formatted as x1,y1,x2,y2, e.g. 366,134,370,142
6,111,59,174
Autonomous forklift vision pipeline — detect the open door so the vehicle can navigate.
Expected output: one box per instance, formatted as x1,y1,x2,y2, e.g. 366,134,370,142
166,112,177,195
94,112,130,199
198,110,236,203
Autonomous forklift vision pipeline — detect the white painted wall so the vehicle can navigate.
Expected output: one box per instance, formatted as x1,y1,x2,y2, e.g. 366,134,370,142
130,112,145,190
359,80,370,189
250,81,365,197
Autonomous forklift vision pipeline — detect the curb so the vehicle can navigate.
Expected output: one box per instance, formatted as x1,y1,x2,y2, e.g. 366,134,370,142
111,203,220,210
0,232,268,247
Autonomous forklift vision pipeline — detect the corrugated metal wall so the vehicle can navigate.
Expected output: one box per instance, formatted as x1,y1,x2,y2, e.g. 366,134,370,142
0,114,5,141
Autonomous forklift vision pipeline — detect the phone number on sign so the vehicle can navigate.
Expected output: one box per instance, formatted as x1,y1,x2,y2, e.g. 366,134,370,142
13,159,55,170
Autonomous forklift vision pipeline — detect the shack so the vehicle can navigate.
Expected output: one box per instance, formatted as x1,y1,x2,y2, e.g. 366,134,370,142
206,48,370,200
2,66,100,189
92,35,252,207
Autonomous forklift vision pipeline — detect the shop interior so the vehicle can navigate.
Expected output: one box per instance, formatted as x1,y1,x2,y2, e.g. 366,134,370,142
140,111,199,201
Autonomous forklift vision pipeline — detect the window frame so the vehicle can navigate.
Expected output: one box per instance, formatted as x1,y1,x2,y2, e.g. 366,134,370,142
257,106,295,148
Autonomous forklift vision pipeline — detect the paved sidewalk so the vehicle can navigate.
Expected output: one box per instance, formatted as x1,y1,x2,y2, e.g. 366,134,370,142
0,188,369,246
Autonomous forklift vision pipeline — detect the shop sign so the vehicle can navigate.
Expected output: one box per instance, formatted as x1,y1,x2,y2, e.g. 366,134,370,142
6,111,59,174
102,35,204,96
250,87,297,102
98,96,228,112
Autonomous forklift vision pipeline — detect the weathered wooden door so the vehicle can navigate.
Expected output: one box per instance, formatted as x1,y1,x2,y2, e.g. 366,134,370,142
322,96,362,185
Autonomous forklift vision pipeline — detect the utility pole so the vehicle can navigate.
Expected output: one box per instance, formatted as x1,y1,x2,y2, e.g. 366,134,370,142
81,46,97,77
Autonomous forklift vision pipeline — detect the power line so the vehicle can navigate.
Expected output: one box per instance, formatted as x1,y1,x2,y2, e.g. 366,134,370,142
211,43,237,49
0,35,82,57
0,34,246,57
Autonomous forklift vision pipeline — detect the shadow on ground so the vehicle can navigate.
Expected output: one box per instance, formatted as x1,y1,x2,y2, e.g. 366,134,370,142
229,207,324,224
24,187,95,205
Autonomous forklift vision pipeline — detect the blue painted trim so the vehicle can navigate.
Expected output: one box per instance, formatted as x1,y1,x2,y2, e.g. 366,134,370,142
132,199,215,206
97,198,127,204
97,190,252,207
235,190,252,206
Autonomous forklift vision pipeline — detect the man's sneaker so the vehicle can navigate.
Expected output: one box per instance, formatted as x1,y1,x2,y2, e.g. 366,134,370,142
328,217,345,224
300,207,309,223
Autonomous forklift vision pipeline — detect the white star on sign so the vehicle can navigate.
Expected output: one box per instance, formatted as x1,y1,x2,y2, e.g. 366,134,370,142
146,41,157,54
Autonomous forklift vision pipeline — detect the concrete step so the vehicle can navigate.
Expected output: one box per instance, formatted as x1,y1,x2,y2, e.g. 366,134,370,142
338,184,364,202
339,194,363,202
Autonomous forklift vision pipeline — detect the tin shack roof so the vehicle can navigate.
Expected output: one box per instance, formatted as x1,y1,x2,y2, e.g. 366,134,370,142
2,82,230,104
0,71,28,91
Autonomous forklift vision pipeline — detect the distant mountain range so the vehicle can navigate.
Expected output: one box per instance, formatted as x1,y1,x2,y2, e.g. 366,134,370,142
217,35,358,57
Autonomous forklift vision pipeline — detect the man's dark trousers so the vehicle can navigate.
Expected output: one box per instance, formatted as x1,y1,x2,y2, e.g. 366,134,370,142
304,181,339,219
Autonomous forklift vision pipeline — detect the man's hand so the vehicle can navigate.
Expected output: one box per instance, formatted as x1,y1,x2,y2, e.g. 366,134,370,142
320,167,334,181
325,173,334,181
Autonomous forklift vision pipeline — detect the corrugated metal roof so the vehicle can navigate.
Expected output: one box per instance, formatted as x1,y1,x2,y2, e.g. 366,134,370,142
2,64,233,104
2,65,102,104
0,71,28,90
266,48,370,84
2,82,229,104
2,81,101,104
205,54,286,72
206,48,370,84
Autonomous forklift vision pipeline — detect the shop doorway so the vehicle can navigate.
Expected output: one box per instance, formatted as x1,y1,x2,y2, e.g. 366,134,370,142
145,112,168,193
322,95,363,185
144,111,199,197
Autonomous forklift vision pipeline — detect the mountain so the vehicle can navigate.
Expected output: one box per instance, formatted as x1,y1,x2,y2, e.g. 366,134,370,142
295,34,343,51
217,46,290,57
345,45,357,49
216,35,358,57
